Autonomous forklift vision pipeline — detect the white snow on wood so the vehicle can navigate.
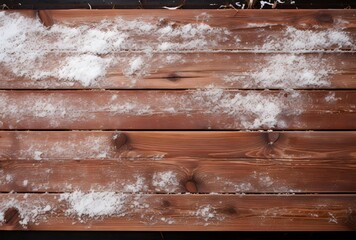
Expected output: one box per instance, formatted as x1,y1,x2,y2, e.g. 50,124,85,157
225,54,333,88
0,12,229,87
152,171,180,192
261,27,354,51
59,191,127,222
0,195,54,227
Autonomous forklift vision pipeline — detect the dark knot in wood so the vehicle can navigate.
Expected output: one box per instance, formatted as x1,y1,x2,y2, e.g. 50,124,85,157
265,132,280,145
4,208,20,226
185,180,198,193
166,73,181,82
113,132,127,150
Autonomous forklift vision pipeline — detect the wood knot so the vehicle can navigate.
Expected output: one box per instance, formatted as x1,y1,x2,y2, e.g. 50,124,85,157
185,180,198,193
4,208,20,226
38,10,54,28
161,200,171,208
265,132,280,145
113,132,127,150
222,206,237,215
166,73,181,82
316,13,334,24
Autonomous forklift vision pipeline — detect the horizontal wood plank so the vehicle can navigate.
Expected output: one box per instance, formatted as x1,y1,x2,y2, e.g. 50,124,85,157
6,10,355,51
1,52,355,89
0,194,355,230
1,159,356,193
1,131,355,160
0,90,354,130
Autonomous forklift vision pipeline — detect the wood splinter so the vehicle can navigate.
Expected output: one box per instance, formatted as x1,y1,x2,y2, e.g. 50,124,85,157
38,10,54,28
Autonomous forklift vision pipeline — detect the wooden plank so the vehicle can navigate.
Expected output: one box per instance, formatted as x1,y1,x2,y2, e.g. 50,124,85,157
0,90,355,130
1,159,356,193
0,194,355,230
1,52,355,89
3,10,356,51
1,131,355,160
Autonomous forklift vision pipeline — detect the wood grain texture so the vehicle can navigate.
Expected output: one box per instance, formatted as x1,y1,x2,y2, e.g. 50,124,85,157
0,90,355,130
4,9,356,51
0,194,355,231
1,159,356,193
1,52,355,89
1,131,355,160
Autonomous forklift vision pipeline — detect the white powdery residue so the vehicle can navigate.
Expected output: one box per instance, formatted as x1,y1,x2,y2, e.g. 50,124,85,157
0,196,54,226
126,56,144,76
0,12,231,87
34,151,43,161
124,176,148,193
261,27,354,51
57,54,111,87
225,54,333,88
23,180,29,187
5,174,13,183
328,212,338,224
194,205,224,225
108,102,152,116
152,171,180,192
325,92,341,102
192,88,299,129
234,182,253,192
59,191,127,222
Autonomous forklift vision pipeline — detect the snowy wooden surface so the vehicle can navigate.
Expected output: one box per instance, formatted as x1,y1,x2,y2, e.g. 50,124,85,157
0,9,355,231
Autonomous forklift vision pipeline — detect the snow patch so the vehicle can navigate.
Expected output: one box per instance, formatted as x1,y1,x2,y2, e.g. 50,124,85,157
152,171,180,192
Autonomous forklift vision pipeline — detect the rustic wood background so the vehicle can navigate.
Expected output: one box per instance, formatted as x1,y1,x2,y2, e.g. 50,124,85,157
0,8,355,232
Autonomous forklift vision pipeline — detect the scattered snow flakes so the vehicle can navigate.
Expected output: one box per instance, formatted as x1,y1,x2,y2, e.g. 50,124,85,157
328,212,338,224
325,92,341,103
0,12,230,87
194,205,225,225
152,171,180,192
261,27,354,51
0,195,54,227
34,151,43,161
225,54,333,89
123,176,148,193
192,88,302,129
59,191,127,222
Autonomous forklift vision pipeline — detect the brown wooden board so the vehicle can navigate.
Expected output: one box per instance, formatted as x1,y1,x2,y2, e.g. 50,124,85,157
5,10,356,51
1,131,355,160
0,194,355,231
1,159,356,193
0,90,355,130
1,53,355,89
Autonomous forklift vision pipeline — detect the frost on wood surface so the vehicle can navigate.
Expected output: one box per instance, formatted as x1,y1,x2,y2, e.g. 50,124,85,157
0,12,354,88
0,90,304,129
224,54,334,89
0,12,229,87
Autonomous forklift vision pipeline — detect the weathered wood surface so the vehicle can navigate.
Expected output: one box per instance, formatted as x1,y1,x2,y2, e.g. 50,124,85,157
1,131,355,160
1,159,356,193
0,90,355,130
0,9,355,231
1,53,355,89
4,10,356,51
0,194,355,231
